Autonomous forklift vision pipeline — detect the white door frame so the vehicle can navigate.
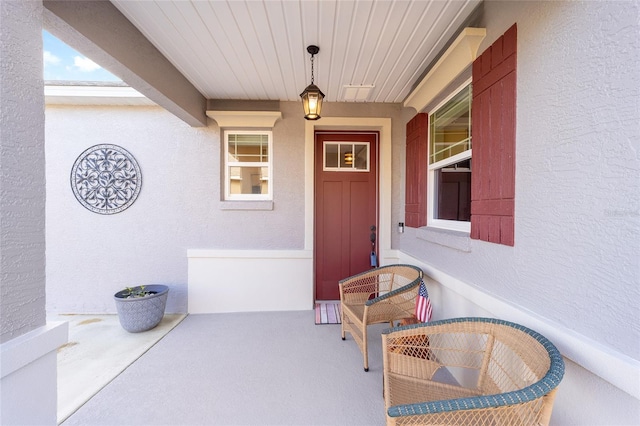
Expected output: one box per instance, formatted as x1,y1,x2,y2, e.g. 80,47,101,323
304,117,392,260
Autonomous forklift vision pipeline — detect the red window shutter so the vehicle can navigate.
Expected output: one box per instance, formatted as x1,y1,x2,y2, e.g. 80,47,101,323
471,24,517,246
405,113,428,228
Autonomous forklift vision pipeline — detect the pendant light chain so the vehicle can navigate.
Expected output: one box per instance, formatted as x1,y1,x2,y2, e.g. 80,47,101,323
300,45,324,120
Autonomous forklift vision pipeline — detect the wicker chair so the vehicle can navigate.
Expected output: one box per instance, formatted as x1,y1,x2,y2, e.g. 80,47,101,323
339,264,423,372
382,317,565,425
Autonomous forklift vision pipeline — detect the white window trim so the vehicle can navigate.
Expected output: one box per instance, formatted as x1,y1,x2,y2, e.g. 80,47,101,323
428,150,472,233
427,80,472,233
224,130,273,201
322,141,370,172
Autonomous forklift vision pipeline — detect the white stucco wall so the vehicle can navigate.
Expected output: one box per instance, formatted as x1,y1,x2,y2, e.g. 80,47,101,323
45,101,403,314
1,1,66,424
46,106,213,313
0,0,47,343
513,0,639,358
45,105,294,314
397,1,640,424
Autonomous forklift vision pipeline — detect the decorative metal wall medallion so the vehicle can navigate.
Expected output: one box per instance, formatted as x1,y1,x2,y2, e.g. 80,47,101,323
71,144,142,214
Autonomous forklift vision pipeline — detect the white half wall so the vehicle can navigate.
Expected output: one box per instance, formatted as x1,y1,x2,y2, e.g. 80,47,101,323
187,250,313,313
0,322,68,425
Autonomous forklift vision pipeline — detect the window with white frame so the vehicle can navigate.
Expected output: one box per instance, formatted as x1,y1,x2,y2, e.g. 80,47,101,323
428,82,472,232
224,131,272,200
323,142,369,171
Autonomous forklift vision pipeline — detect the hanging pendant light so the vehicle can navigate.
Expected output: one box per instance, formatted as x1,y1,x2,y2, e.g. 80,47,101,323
344,152,354,165
300,45,325,120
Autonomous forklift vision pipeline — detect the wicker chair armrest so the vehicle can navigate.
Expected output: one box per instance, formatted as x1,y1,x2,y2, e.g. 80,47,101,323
383,317,566,418
388,386,558,417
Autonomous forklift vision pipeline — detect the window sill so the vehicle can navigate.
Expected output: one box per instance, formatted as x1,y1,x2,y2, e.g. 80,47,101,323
416,226,471,252
220,200,274,211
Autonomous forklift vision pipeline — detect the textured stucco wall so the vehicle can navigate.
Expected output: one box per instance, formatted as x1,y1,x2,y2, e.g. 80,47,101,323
1,2,64,425
0,0,47,343
399,0,639,360
46,106,213,314
511,0,639,359
45,101,403,314
397,1,640,423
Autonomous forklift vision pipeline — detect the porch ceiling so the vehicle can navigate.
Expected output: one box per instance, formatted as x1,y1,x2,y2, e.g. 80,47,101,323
110,0,481,104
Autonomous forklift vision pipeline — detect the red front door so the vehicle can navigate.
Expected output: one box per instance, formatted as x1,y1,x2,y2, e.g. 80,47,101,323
314,131,379,301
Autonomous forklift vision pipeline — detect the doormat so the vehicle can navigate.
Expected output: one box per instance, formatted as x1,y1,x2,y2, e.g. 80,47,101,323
315,301,341,325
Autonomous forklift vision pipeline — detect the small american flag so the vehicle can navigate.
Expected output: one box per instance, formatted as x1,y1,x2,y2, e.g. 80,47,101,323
415,279,432,322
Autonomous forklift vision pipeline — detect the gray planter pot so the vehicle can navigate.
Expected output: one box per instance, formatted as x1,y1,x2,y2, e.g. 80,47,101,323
113,285,169,333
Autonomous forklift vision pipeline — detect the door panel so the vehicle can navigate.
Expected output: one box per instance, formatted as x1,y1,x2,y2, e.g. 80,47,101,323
349,181,372,274
315,132,378,301
319,181,345,299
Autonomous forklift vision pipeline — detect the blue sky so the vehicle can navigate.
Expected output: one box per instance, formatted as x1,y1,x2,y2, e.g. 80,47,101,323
43,30,121,82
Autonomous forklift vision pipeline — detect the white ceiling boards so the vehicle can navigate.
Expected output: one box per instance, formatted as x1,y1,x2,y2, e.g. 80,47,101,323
111,0,482,103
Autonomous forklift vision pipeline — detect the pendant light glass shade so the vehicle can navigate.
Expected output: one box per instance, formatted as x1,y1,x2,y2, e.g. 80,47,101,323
300,83,324,120
300,45,324,120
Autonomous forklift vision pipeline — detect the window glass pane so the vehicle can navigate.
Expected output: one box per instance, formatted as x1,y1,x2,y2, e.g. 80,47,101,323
430,85,471,164
228,166,268,195
353,143,368,170
434,159,471,221
228,133,268,163
324,142,369,171
340,144,353,168
325,144,339,168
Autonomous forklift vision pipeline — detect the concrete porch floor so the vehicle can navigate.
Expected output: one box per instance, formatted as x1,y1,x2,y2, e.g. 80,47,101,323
52,313,187,424
55,311,388,425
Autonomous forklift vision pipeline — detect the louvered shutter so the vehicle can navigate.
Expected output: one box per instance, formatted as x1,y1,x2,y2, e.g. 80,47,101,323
471,24,517,246
405,113,428,228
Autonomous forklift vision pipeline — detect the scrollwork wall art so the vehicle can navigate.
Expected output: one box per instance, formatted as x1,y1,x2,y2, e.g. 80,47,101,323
70,144,142,215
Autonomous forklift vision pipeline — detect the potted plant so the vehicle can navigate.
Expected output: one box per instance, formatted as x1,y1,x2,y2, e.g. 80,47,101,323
113,284,169,333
